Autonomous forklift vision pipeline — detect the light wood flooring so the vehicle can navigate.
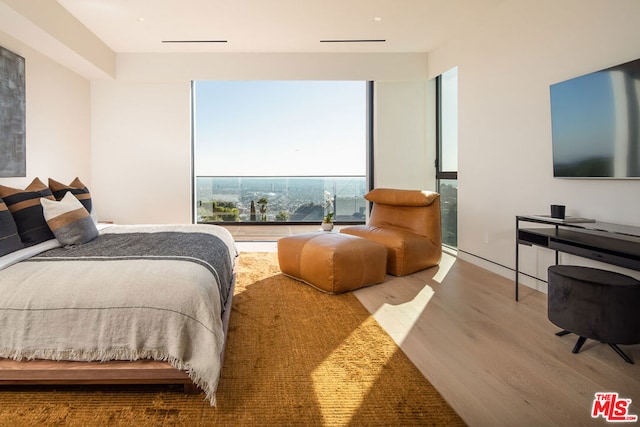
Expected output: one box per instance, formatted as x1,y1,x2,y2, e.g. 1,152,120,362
228,225,640,427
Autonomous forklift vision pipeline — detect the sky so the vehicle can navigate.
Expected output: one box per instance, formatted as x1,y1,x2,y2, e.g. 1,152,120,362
193,80,367,177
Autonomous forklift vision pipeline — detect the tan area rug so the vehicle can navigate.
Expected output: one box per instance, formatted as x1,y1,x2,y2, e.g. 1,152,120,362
0,252,465,426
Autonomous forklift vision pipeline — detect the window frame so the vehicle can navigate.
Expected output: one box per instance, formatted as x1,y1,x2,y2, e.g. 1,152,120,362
435,69,458,248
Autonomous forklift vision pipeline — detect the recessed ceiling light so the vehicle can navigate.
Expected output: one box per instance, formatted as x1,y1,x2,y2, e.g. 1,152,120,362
373,17,382,22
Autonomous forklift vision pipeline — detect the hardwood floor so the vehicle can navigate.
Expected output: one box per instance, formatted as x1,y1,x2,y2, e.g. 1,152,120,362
229,225,640,427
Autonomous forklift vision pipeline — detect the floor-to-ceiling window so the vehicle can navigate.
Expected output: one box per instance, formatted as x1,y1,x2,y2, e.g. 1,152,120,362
436,67,458,247
192,81,370,224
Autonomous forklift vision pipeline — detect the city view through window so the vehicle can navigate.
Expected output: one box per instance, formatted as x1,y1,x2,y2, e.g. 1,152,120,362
196,176,366,223
193,81,368,224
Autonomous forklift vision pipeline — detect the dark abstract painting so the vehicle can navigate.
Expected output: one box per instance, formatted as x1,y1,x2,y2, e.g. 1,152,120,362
0,45,26,177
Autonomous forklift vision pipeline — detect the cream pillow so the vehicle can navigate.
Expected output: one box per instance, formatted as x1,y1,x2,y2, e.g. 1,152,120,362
40,192,99,246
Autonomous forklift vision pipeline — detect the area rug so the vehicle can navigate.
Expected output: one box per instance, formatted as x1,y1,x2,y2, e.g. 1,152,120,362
0,252,465,426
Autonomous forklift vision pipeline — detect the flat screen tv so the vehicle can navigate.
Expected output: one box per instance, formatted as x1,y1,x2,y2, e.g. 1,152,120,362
550,58,640,178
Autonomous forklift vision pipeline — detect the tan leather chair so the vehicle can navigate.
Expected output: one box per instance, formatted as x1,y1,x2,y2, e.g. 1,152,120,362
340,188,442,276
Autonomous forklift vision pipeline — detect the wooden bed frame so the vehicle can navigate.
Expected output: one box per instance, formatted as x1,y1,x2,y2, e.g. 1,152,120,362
0,274,235,395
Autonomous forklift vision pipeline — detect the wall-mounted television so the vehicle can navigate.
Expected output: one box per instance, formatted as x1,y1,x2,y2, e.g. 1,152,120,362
550,58,640,178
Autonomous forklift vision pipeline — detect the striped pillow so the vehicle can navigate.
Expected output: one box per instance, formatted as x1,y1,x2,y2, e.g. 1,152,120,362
48,177,93,214
0,197,25,256
0,178,55,246
40,192,98,246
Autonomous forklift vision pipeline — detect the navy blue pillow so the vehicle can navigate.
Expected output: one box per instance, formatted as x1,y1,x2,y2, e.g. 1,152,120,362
0,178,56,247
0,196,25,256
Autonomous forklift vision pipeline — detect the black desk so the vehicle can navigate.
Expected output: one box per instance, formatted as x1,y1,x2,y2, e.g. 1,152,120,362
515,215,640,301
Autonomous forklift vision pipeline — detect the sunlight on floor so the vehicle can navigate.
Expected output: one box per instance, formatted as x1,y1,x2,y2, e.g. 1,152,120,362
371,285,435,345
368,252,457,345
310,317,394,425
432,252,456,283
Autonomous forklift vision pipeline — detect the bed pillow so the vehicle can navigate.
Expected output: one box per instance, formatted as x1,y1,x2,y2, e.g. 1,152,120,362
0,197,25,256
40,191,99,246
0,178,56,246
48,177,93,214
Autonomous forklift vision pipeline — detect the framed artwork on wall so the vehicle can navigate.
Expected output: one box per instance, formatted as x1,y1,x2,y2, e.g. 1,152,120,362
0,45,26,177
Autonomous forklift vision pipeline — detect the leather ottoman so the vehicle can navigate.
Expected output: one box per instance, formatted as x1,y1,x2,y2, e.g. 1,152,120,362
277,232,387,294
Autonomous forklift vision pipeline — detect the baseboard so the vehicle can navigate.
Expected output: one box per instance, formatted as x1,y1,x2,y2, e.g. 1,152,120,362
457,250,548,294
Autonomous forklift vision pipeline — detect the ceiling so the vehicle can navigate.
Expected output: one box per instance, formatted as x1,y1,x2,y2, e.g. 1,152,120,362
56,0,502,54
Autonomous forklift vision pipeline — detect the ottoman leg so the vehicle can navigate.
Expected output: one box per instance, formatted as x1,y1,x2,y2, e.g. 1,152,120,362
608,344,634,364
572,336,587,354
558,331,635,364
555,330,587,353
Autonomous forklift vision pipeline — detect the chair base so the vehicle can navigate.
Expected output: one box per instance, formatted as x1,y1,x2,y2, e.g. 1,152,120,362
555,330,634,364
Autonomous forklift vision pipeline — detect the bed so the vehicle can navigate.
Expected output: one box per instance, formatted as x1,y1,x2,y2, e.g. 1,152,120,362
0,223,238,406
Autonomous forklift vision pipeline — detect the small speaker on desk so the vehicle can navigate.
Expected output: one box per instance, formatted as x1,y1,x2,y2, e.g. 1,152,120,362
550,204,565,219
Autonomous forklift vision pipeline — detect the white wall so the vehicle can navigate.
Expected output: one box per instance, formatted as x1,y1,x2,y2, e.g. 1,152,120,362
0,31,91,191
374,81,432,190
427,0,640,285
90,81,192,224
